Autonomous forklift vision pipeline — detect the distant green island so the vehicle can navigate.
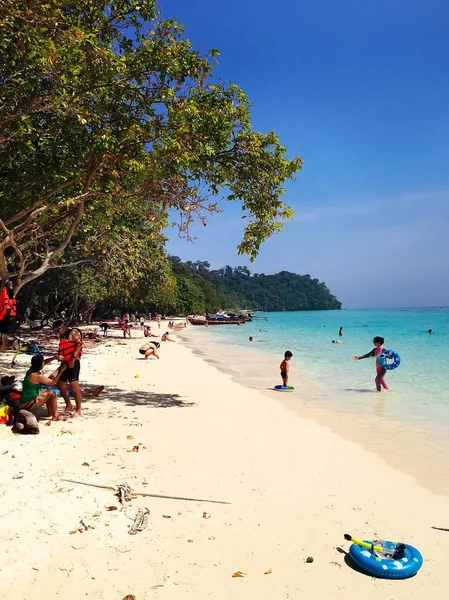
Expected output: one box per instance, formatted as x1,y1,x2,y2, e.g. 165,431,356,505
170,258,342,313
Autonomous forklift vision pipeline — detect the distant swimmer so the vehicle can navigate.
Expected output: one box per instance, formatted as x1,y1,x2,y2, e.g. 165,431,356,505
332,340,343,344
428,329,433,335
249,336,254,342
339,326,343,337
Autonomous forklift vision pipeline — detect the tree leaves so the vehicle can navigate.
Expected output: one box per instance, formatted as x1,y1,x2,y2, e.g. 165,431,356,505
0,0,302,293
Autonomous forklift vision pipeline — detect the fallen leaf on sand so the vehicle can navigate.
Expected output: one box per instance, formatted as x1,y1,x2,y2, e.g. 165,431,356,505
162,515,171,519
187,539,193,543
45,421,51,426
123,595,136,600
132,445,139,452
126,435,134,440
232,571,246,578
202,511,211,519
106,506,118,511
81,462,89,466
12,474,24,480
264,569,272,575
69,530,77,535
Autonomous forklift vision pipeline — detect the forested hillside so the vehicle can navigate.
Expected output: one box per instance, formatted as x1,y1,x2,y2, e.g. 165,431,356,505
174,258,341,312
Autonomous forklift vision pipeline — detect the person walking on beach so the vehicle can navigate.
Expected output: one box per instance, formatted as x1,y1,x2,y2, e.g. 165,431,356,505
57,324,83,417
280,351,293,387
354,336,389,392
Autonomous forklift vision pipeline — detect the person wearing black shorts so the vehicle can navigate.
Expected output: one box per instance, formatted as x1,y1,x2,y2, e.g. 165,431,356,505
59,358,81,383
139,341,160,359
57,324,83,417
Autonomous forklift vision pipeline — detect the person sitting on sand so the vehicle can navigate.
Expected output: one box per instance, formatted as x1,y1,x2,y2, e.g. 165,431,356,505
161,332,175,342
144,325,159,338
139,341,160,359
20,354,66,421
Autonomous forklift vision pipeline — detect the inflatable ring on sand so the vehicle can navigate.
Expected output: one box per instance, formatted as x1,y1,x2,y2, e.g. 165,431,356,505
377,349,401,371
349,540,423,579
274,385,294,392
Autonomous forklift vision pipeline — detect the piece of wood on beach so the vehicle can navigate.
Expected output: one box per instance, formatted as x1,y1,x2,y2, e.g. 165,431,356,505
60,478,231,504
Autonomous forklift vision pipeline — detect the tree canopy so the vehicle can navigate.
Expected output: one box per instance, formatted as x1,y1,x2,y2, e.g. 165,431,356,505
0,0,302,296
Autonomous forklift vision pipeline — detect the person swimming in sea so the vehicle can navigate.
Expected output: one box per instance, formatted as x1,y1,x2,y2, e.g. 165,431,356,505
354,336,389,392
339,326,343,337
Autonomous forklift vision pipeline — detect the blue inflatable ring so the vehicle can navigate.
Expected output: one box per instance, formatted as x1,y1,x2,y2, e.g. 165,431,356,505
349,540,423,579
377,349,401,370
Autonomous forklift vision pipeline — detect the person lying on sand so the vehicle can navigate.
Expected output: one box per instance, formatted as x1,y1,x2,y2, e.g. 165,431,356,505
45,378,105,399
139,341,160,359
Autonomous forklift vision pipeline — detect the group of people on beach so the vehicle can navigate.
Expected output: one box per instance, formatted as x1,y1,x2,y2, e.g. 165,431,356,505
1,313,180,425
1,324,85,423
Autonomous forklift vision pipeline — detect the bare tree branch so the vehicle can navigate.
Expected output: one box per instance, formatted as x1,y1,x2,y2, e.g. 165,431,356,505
4,176,81,226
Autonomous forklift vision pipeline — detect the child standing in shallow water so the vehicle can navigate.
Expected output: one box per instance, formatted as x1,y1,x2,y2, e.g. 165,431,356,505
280,351,293,387
354,336,389,392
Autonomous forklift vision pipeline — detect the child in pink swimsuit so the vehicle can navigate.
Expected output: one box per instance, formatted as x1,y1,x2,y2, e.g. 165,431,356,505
354,336,389,392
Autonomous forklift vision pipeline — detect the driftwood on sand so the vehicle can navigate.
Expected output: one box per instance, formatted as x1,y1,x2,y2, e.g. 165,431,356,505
60,478,231,505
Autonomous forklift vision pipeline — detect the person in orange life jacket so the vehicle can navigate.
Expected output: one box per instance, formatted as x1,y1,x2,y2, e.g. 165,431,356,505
57,324,83,417
0,283,17,352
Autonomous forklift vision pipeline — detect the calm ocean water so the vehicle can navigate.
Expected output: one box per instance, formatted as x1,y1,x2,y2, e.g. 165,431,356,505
186,308,449,438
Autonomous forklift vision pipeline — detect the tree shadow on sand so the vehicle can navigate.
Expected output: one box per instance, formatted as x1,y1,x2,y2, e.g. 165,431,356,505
83,385,196,409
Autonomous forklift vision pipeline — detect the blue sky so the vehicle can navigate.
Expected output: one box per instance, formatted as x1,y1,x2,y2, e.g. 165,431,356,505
162,0,449,308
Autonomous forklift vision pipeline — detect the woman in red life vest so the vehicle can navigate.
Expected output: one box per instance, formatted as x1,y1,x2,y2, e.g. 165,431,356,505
0,283,17,352
57,324,83,417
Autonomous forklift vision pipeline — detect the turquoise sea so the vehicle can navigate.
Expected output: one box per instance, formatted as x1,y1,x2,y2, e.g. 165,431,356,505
185,308,449,440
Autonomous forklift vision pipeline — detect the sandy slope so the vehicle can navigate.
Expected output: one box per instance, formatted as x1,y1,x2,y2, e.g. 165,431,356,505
1,329,449,600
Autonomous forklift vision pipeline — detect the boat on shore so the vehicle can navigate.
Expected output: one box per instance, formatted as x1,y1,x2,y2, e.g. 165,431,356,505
188,312,251,326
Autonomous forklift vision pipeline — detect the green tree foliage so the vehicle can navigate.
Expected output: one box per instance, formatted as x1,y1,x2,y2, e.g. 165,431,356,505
0,0,302,295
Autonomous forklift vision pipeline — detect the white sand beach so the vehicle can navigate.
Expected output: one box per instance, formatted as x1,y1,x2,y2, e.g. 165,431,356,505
1,327,449,600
